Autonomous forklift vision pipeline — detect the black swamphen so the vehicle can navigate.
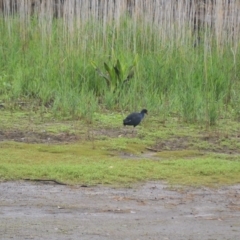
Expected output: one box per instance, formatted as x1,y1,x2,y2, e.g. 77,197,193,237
123,109,148,134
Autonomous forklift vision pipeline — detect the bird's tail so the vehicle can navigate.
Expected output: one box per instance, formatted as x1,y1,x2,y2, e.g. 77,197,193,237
123,118,131,126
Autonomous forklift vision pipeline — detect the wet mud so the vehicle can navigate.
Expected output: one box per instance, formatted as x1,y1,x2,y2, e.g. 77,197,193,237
0,181,239,240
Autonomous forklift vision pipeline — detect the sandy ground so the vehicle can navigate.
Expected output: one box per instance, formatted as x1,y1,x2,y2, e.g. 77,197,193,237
0,181,240,240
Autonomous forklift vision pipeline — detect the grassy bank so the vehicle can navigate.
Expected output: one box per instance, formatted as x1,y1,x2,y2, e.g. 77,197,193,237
0,1,240,187
0,141,240,187
0,110,240,187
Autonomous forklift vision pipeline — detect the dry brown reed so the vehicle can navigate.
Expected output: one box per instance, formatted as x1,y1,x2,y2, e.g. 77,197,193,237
0,0,239,49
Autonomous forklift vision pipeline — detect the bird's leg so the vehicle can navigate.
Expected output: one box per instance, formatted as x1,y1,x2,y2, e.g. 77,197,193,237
123,126,127,136
132,128,135,137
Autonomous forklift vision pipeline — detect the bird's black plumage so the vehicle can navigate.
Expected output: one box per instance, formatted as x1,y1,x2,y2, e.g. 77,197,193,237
123,109,148,127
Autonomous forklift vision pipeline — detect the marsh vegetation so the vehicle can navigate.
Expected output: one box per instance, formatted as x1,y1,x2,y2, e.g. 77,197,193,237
0,0,240,124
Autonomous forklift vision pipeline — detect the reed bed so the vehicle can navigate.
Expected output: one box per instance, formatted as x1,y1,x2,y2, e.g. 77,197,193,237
0,0,240,124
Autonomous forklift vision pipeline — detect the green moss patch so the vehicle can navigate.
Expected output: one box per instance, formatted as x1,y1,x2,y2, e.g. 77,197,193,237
0,141,240,187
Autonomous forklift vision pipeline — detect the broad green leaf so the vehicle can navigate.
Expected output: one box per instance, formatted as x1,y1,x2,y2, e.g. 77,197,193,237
104,62,115,87
115,59,123,81
104,62,111,74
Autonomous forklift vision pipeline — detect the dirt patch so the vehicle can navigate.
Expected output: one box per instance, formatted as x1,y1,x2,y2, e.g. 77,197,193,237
0,127,136,144
153,137,191,151
1,127,240,156
91,128,123,138
0,130,79,144
0,181,239,240
0,129,129,145
151,133,240,155
199,133,240,154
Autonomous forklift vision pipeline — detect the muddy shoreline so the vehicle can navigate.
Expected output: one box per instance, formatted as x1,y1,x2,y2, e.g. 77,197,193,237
0,181,239,240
